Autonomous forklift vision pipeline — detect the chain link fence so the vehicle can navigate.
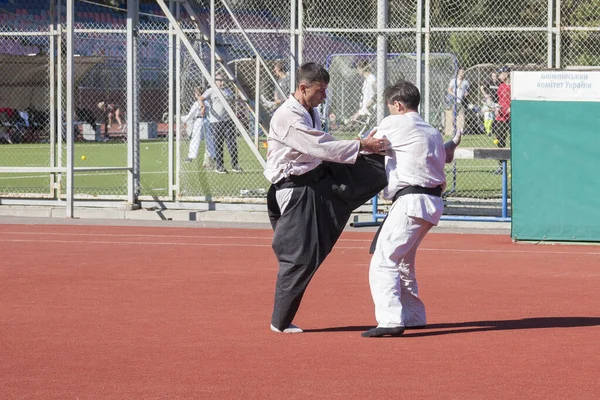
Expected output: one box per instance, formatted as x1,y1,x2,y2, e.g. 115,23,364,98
1,0,599,216
0,5,53,197
66,25,129,199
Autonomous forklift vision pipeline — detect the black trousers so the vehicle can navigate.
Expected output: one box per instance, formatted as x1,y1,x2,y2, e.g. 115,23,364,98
268,154,387,330
212,119,238,169
494,120,510,148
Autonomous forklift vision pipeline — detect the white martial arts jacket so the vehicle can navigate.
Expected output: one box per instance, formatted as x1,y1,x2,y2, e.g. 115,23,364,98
181,100,206,125
374,111,447,225
264,95,361,184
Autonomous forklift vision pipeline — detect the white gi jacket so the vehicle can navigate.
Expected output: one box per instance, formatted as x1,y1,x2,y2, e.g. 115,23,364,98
264,95,361,184
374,111,447,225
359,73,376,115
181,100,205,124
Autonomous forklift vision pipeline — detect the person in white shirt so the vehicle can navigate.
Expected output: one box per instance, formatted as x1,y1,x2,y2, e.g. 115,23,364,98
200,74,241,173
181,86,215,166
362,81,462,338
447,67,469,103
350,59,377,123
446,67,470,134
265,62,389,334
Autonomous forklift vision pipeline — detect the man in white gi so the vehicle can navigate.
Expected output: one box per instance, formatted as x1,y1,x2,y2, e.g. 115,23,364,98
265,62,389,334
181,86,214,165
350,59,377,123
362,81,462,338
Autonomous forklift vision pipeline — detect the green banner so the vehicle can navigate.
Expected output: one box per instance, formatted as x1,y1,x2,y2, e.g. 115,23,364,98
511,100,600,242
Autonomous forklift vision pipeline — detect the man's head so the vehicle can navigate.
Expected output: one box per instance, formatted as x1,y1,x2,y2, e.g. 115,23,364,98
215,73,225,88
384,81,420,115
295,62,329,109
356,59,372,75
274,61,288,77
457,68,465,79
497,65,511,82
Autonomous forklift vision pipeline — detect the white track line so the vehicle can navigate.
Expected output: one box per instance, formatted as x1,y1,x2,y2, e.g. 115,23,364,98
0,237,598,255
0,231,274,240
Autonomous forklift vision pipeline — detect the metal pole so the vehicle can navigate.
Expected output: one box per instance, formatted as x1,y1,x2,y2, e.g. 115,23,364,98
175,1,182,199
555,0,561,68
501,160,508,218
65,0,74,217
297,0,304,66
49,0,56,196
424,0,431,122
289,0,296,91
415,0,423,103
57,0,63,198
376,0,388,124
127,0,140,206
547,0,553,68
254,57,260,148
168,0,175,199
210,0,215,77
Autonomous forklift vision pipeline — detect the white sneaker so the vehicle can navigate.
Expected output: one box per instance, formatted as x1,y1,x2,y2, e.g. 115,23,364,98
202,157,215,169
270,323,303,334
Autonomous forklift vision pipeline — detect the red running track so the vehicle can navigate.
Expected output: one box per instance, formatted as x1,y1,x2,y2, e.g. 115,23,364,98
1,224,599,399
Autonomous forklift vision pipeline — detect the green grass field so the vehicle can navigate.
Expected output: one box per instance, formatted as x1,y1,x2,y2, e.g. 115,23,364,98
0,139,269,199
0,133,509,199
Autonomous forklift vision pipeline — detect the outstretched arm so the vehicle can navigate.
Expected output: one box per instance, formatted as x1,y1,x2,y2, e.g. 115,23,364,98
444,129,462,163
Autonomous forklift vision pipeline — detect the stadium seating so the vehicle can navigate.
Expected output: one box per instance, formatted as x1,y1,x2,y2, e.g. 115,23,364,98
0,0,289,59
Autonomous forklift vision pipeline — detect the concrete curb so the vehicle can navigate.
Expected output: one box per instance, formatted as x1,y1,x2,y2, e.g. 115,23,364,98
0,204,511,234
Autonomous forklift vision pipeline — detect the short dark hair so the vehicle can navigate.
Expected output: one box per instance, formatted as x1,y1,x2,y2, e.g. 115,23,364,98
296,62,330,86
384,81,420,110
356,58,372,73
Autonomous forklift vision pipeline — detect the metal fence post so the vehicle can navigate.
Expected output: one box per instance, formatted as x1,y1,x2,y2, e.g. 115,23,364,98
297,0,304,67
376,0,388,125
547,0,554,68
416,0,423,102
210,0,216,78
254,57,260,148
168,0,175,199
175,1,182,201
49,1,56,196
56,0,64,200
127,0,140,206
289,0,296,90
555,0,561,68
65,0,74,217
423,0,431,122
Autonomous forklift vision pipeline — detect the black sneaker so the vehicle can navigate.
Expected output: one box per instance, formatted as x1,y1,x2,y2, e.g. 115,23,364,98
184,158,194,163
492,167,503,175
215,167,227,174
231,165,243,173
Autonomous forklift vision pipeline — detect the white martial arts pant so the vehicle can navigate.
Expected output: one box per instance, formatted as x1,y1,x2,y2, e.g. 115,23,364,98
187,118,212,160
368,197,434,328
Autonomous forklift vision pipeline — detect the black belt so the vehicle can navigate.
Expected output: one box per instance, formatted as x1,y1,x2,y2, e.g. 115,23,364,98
274,165,327,189
393,185,443,201
369,185,443,254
